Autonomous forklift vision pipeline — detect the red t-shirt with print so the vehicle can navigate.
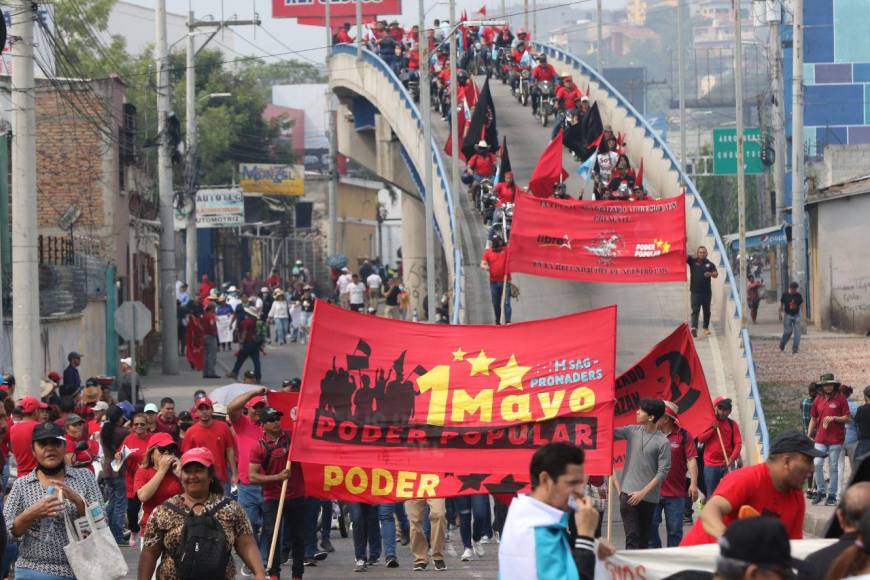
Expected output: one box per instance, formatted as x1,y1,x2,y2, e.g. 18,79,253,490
680,463,804,546
811,393,849,445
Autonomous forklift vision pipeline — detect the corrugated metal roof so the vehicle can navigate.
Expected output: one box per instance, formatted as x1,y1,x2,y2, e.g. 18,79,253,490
807,174,870,205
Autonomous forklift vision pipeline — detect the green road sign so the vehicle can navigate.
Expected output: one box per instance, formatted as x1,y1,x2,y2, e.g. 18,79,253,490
712,127,764,175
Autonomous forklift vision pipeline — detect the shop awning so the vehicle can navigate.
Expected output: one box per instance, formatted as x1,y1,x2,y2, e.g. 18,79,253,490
723,223,791,252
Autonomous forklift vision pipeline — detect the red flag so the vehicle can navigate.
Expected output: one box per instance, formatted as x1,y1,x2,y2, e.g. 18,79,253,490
476,5,487,16
461,9,468,21
636,158,644,188
612,324,715,468
266,391,300,433
443,105,468,160
506,193,688,283
528,130,569,197
588,132,604,150
289,301,618,500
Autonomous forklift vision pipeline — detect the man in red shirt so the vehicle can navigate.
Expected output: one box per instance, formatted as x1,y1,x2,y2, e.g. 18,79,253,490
556,76,583,112
202,302,220,378
466,141,497,181
250,406,305,580
807,373,850,505
494,171,520,206
681,430,820,546
696,396,742,497
229,388,268,540
531,55,557,116
10,396,48,477
335,22,353,44
181,396,237,492
650,402,698,548
481,236,511,324
154,397,179,438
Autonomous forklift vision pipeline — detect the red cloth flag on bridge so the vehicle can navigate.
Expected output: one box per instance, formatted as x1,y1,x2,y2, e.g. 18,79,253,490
506,193,687,283
528,130,569,197
444,104,468,160
289,301,617,502
612,324,715,468
475,5,487,16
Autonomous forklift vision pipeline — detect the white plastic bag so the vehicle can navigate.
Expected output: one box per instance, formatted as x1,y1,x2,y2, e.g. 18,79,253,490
63,502,129,580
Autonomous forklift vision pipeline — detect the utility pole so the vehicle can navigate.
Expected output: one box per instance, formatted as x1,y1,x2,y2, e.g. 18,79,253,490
356,0,362,60
184,12,259,289
734,0,747,326
790,0,806,293
11,0,41,394
419,0,435,323
501,0,506,20
596,0,604,73
449,0,460,307
770,9,787,296
524,0,529,32
532,0,537,41
155,0,178,374
326,0,338,258
677,0,687,176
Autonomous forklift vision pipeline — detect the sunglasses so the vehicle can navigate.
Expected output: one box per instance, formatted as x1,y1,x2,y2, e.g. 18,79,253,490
261,416,280,423
132,422,147,427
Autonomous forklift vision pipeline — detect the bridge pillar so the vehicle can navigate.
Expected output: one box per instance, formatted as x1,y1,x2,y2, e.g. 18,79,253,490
401,193,427,320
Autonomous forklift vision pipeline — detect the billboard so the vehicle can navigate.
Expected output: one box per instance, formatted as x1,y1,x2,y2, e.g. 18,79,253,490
174,189,245,230
272,0,402,20
239,163,305,196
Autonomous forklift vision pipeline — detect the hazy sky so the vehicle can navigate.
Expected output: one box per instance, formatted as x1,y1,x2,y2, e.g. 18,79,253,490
126,0,626,65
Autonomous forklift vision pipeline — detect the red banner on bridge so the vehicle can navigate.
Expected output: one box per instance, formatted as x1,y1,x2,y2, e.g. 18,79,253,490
506,194,687,283
613,324,715,468
289,302,617,500
273,0,402,20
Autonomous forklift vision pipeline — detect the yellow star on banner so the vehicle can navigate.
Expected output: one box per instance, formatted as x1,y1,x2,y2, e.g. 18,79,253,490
452,347,467,361
467,350,496,376
494,355,532,392
661,241,671,253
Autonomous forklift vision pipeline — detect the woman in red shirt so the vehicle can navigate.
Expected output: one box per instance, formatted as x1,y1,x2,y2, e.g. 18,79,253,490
64,413,99,473
122,413,151,546
134,432,182,530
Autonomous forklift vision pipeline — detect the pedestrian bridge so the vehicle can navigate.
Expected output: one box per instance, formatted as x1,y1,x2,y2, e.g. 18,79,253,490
327,43,769,463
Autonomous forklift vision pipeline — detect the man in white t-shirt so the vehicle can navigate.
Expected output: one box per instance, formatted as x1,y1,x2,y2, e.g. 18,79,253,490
336,267,353,308
348,274,366,312
366,272,383,310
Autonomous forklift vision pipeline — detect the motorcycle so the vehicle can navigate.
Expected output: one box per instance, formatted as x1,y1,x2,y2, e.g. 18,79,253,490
496,48,510,83
478,179,497,221
517,68,531,106
490,202,514,241
535,80,556,127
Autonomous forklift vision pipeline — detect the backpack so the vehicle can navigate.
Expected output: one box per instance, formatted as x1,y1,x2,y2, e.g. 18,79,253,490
164,497,232,580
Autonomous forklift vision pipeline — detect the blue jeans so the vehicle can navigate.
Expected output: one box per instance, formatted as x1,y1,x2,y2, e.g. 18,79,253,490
490,282,512,324
456,494,492,548
14,569,75,580
304,499,332,557
378,503,399,558
780,314,801,352
274,317,289,344
237,483,263,537
395,501,410,534
348,503,381,562
814,443,844,498
104,475,127,543
704,465,728,498
649,496,686,548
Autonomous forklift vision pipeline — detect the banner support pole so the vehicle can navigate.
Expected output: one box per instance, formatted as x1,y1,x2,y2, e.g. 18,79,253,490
500,211,509,324
266,458,292,570
606,475,614,542
715,425,733,473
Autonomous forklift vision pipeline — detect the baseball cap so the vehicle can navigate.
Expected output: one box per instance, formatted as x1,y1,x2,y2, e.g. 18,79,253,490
47,371,62,383
19,396,48,414
195,396,213,409
180,447,215,468
146,432,176,452
717,517,811,575
245,395,266,409
259,407,283,423
769,430,827,458
63,413,85,427
32,422,66,443
68,352,83,361
118,400,135,420
713,396,732,410
93,400,109,412
144,403,159,413
119,357,132,367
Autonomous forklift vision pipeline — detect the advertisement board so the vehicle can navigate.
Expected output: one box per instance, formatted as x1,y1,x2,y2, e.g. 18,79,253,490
173,189,245,229
239,163,305,196
272,0,402,20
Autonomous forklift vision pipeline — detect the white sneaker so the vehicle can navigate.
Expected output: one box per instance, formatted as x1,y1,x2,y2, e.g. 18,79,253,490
473,542,485,557
494,531,500,543
461,547,473,561
479,535,490,544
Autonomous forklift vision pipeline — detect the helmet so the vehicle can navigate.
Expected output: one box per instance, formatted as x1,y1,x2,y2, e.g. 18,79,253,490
457,68,469,80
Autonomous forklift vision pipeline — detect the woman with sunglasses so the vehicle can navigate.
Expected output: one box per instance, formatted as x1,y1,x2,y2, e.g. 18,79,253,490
62,414,99,474
121,412,150,547
134,432,182,531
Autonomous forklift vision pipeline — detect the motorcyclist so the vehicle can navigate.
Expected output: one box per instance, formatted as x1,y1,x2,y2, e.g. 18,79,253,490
466,141,497,204
510,41,530,93
511,28,529,51
553,75,584,138
457,68,477,110
495,27,514,50
494,171,520,207
530,54,558,116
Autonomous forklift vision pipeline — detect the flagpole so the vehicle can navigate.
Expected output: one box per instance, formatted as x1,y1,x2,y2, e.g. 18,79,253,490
266,460,292,570
715,426,733,473
500,211,509,324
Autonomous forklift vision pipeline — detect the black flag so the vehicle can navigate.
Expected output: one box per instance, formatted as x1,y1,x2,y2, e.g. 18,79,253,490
347,338,372,370
580,102,604,157
461,78,498,160
498,136,512,178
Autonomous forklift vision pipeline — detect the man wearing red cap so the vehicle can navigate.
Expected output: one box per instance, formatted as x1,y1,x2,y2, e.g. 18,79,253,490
181,396,237,493
9,396,48,477
650,401,698,548
228,388,268,543
697,396,742,497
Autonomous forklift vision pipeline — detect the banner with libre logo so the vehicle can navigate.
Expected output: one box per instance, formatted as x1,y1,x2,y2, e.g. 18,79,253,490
507,194,688,283
289,302,617,501
613,324,715,468
272,0,402,20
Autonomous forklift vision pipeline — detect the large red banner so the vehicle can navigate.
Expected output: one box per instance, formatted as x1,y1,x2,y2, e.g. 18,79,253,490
273,0,402,20
290,302,617,500
613,324,715,468
506,194,687,283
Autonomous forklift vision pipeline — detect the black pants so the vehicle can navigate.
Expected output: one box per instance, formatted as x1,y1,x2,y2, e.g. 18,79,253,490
231,343,261,379
690,291,712,330
262,497,306,577
619,492,655,549
127,496,141,535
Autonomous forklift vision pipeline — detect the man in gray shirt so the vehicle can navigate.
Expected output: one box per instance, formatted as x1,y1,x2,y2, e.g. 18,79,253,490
615,399,672,549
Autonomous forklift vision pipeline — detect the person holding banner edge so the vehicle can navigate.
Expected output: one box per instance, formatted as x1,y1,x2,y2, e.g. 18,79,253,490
481,235,512,325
